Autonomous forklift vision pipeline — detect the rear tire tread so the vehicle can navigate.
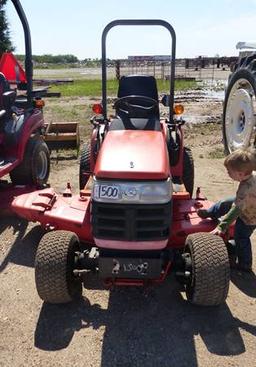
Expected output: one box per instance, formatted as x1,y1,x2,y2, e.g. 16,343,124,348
10,136,50,185
79,142,91,190
183,147,194,197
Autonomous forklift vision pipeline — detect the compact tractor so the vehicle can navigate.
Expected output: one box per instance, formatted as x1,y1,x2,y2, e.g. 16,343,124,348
0,0,50,210
12,20,231,306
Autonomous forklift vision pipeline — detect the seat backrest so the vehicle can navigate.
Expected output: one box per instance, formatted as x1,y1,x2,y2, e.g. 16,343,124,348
0,72,10,110
112,75,161,131
118,75,158,100
117,75,160,121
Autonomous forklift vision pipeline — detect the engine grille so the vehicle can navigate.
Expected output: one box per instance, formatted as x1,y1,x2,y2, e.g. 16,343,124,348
92,201,171,241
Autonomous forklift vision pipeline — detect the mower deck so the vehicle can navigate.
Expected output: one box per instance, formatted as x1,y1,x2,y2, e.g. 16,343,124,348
0,181,43,216
11,184,217,248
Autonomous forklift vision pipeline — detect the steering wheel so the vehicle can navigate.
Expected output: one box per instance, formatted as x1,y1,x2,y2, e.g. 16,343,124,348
113,95,158,115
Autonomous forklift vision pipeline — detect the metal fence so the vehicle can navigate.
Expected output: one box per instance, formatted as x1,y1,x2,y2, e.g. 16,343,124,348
116,57,236,81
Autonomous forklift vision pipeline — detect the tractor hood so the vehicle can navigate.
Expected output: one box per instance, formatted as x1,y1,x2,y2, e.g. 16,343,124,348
94,130,170,180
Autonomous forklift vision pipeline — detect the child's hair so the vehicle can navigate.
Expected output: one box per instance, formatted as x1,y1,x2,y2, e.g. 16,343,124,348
224,147,256,174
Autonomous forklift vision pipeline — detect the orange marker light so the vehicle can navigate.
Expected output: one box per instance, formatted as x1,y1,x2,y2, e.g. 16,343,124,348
34,99,45,108
92,103,103,115
173,104,184,115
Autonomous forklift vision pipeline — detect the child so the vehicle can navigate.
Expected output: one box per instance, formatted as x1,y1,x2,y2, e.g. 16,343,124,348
198,148,256,272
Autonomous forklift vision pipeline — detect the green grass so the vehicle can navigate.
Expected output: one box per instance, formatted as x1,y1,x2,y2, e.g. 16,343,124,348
43,100,93,141
208,147,225,159
49,78,197,97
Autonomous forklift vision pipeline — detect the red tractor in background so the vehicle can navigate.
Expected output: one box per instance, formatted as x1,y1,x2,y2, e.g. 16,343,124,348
12,20,231,307
0,0,50,210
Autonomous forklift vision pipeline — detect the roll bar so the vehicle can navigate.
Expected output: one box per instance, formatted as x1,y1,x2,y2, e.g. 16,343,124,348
11,0,33,105
101,19,176,122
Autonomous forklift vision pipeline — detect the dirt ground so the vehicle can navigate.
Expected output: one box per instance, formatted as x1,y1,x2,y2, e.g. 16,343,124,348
1,98,256,367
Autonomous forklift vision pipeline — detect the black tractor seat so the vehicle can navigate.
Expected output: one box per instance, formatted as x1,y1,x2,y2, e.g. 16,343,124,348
0,72,26,146
112,75,161,131
118,75,159,101
0,72,11,108
0,73,16,131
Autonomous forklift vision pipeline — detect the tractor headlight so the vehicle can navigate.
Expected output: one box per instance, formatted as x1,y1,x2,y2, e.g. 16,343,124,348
92,177,172,204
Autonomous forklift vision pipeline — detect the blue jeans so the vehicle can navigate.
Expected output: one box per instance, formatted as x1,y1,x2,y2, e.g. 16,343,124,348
206,197,256,267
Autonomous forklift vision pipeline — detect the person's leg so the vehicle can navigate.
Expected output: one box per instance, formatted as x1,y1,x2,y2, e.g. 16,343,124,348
234,218,256,271
198,197,235,219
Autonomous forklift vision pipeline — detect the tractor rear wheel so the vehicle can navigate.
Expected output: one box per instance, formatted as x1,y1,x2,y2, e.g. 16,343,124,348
184,232,230,306
10,136,50,186
35,230,82,304
223,53,256,154
173,147,194,197
79,142,91,190
183,147,194,197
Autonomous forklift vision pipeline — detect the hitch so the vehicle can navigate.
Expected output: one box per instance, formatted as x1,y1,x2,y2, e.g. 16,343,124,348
175,252,192,284
74,247,99,273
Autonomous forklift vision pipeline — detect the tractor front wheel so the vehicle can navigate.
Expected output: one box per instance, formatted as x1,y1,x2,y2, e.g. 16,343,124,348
184,232,230,306
35,230,82,304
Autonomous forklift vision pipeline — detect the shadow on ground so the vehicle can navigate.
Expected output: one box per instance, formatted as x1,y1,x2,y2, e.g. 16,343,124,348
2,218,255,367
34,274,256,367
0,216,44,272
231,270,256,298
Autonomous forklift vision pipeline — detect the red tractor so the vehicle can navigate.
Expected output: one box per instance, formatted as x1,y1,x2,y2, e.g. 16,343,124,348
12,20,231,306
0,0,50,210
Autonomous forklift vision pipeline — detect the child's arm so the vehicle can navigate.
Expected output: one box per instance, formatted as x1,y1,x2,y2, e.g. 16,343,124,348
211,204,240,235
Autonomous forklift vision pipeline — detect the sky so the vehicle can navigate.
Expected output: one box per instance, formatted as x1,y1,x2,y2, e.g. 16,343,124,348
5,0,256,60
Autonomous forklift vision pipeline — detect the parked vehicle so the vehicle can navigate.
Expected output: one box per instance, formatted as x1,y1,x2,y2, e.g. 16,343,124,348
223,42,256,153
0,0,50,212
12,20,231,307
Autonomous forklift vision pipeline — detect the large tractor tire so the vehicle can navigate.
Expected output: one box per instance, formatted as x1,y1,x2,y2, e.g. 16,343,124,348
183,147,194,197
184,232,230,306
79,142,91,190
10,136,50,186
35,230,82,304
223,53,256,154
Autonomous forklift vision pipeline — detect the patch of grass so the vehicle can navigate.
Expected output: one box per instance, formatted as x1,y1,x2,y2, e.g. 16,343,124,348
208,146,225,159
49,79,117,97
175,79,198,90
49,78,198,97
185,122,221,135
44,99,93,141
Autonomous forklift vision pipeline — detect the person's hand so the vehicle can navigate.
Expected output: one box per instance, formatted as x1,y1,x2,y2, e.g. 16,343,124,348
210,227,223,236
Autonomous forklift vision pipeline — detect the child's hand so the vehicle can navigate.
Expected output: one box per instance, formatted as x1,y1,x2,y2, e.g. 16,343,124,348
210,227,223,236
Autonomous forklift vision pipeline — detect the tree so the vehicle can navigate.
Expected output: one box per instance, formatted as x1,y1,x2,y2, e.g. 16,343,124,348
0,0,15,55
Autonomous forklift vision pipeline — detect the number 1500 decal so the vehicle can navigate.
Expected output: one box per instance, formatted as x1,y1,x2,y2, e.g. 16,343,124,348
96,185,119,199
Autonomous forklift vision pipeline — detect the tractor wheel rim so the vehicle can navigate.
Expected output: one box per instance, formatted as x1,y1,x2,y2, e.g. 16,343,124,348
225,78,255,152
